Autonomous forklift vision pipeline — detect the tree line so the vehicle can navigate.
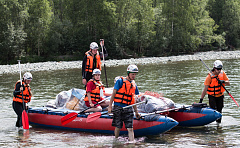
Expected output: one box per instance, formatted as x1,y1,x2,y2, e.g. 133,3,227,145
1,0,240,64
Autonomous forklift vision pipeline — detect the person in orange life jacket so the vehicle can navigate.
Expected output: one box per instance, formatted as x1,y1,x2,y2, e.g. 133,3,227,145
108,64,141,141
200,60,230,123
82,40,108,86
84,69,110,112
12,72,33,128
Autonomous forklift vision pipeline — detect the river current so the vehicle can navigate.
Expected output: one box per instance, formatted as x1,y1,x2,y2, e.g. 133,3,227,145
0,59,239,147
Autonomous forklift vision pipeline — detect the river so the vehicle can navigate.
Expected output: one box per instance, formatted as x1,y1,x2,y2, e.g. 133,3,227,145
0,59,239,147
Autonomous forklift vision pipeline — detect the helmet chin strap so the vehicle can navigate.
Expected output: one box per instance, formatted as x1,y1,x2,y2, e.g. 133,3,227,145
127,73,131,80
127,75,133,81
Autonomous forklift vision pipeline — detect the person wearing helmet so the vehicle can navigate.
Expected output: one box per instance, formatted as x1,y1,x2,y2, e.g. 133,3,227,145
12,72,33,128
200,60,230,124
82,39,108,86
83,69,109,112
108,64,141,141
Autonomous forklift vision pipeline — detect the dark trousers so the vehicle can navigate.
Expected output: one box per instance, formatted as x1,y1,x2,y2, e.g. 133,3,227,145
84,72,93,89
86,72,93,82
208,95,224,123
12,101,24,127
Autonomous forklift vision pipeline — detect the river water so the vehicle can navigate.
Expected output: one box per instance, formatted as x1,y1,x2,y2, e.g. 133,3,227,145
0,59,239,147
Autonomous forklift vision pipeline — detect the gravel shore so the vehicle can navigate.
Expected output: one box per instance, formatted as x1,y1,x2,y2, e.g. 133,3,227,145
1,50,240,75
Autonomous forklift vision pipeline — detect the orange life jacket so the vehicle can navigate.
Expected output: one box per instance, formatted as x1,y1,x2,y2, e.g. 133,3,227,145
84,79,104,102
114,77,135,105
207,71,225,96
13,80,31,103
85,50,101,72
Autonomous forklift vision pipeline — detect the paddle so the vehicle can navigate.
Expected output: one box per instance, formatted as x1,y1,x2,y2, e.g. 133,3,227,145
61,98,109,125
140,105,192,118
100,39,108,87
86,100,147,123
200,59,239,107
18,60,29,129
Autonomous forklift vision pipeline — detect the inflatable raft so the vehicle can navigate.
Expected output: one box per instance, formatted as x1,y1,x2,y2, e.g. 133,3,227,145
27,107,178,136
167,103,222,126
137,94,222,127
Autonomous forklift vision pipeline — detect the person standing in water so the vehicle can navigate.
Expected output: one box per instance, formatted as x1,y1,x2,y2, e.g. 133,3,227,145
108,64,141,141
200,60,230,123
12,72,33,128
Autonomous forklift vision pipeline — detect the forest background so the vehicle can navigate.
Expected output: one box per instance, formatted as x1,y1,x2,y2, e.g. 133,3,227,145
1,0,240,65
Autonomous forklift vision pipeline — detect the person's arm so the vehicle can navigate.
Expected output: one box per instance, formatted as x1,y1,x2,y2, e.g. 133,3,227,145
221,71,230,86
103,46,108,55
13,82,25,96
219,79,230,86
103,87,112,96
200,85,209,103
135,85,139,95
99,46,108,58
99,39,108,57
82,55,87,85
133,103,140,119
86,81,95,107
27,85,32,97
133,85,140,119
224,80,230,86
199,75,211,103
13,82,21,96
108,89,117,113
87,92,94,107
108,79,122,113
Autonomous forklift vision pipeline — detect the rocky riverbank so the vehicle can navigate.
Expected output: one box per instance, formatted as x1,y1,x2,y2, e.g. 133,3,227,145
1,50,240,75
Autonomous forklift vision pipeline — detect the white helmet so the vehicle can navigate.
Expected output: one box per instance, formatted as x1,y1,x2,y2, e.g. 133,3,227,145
114,76,121,83
23,72,33,80
92,69,101,75
90,42,98,50
213,60,223,69
127,64,138,73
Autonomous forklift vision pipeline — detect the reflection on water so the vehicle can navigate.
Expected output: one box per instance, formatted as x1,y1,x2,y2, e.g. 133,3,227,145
0,59,240,147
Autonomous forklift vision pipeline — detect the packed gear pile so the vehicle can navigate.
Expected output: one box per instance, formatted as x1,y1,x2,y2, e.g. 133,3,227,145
137,91,176,113
45,88,87,111
46,88,176,113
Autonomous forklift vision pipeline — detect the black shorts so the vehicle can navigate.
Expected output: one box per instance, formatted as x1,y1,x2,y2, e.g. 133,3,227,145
112,105,134,129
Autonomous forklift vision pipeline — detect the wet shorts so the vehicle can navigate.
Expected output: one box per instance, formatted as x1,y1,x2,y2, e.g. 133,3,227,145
112,105,134,129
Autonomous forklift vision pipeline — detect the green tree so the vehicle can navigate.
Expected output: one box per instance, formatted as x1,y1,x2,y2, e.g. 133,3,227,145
152,0,224,55
222,0,240,48
191,0,224,50
207,0,224,34
25,0,53,57
65,0,117,57
129,0,155,56
44,17,74,56
43,0,75,56
0,0,27,64
208,0,240,48
112,0,155,57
